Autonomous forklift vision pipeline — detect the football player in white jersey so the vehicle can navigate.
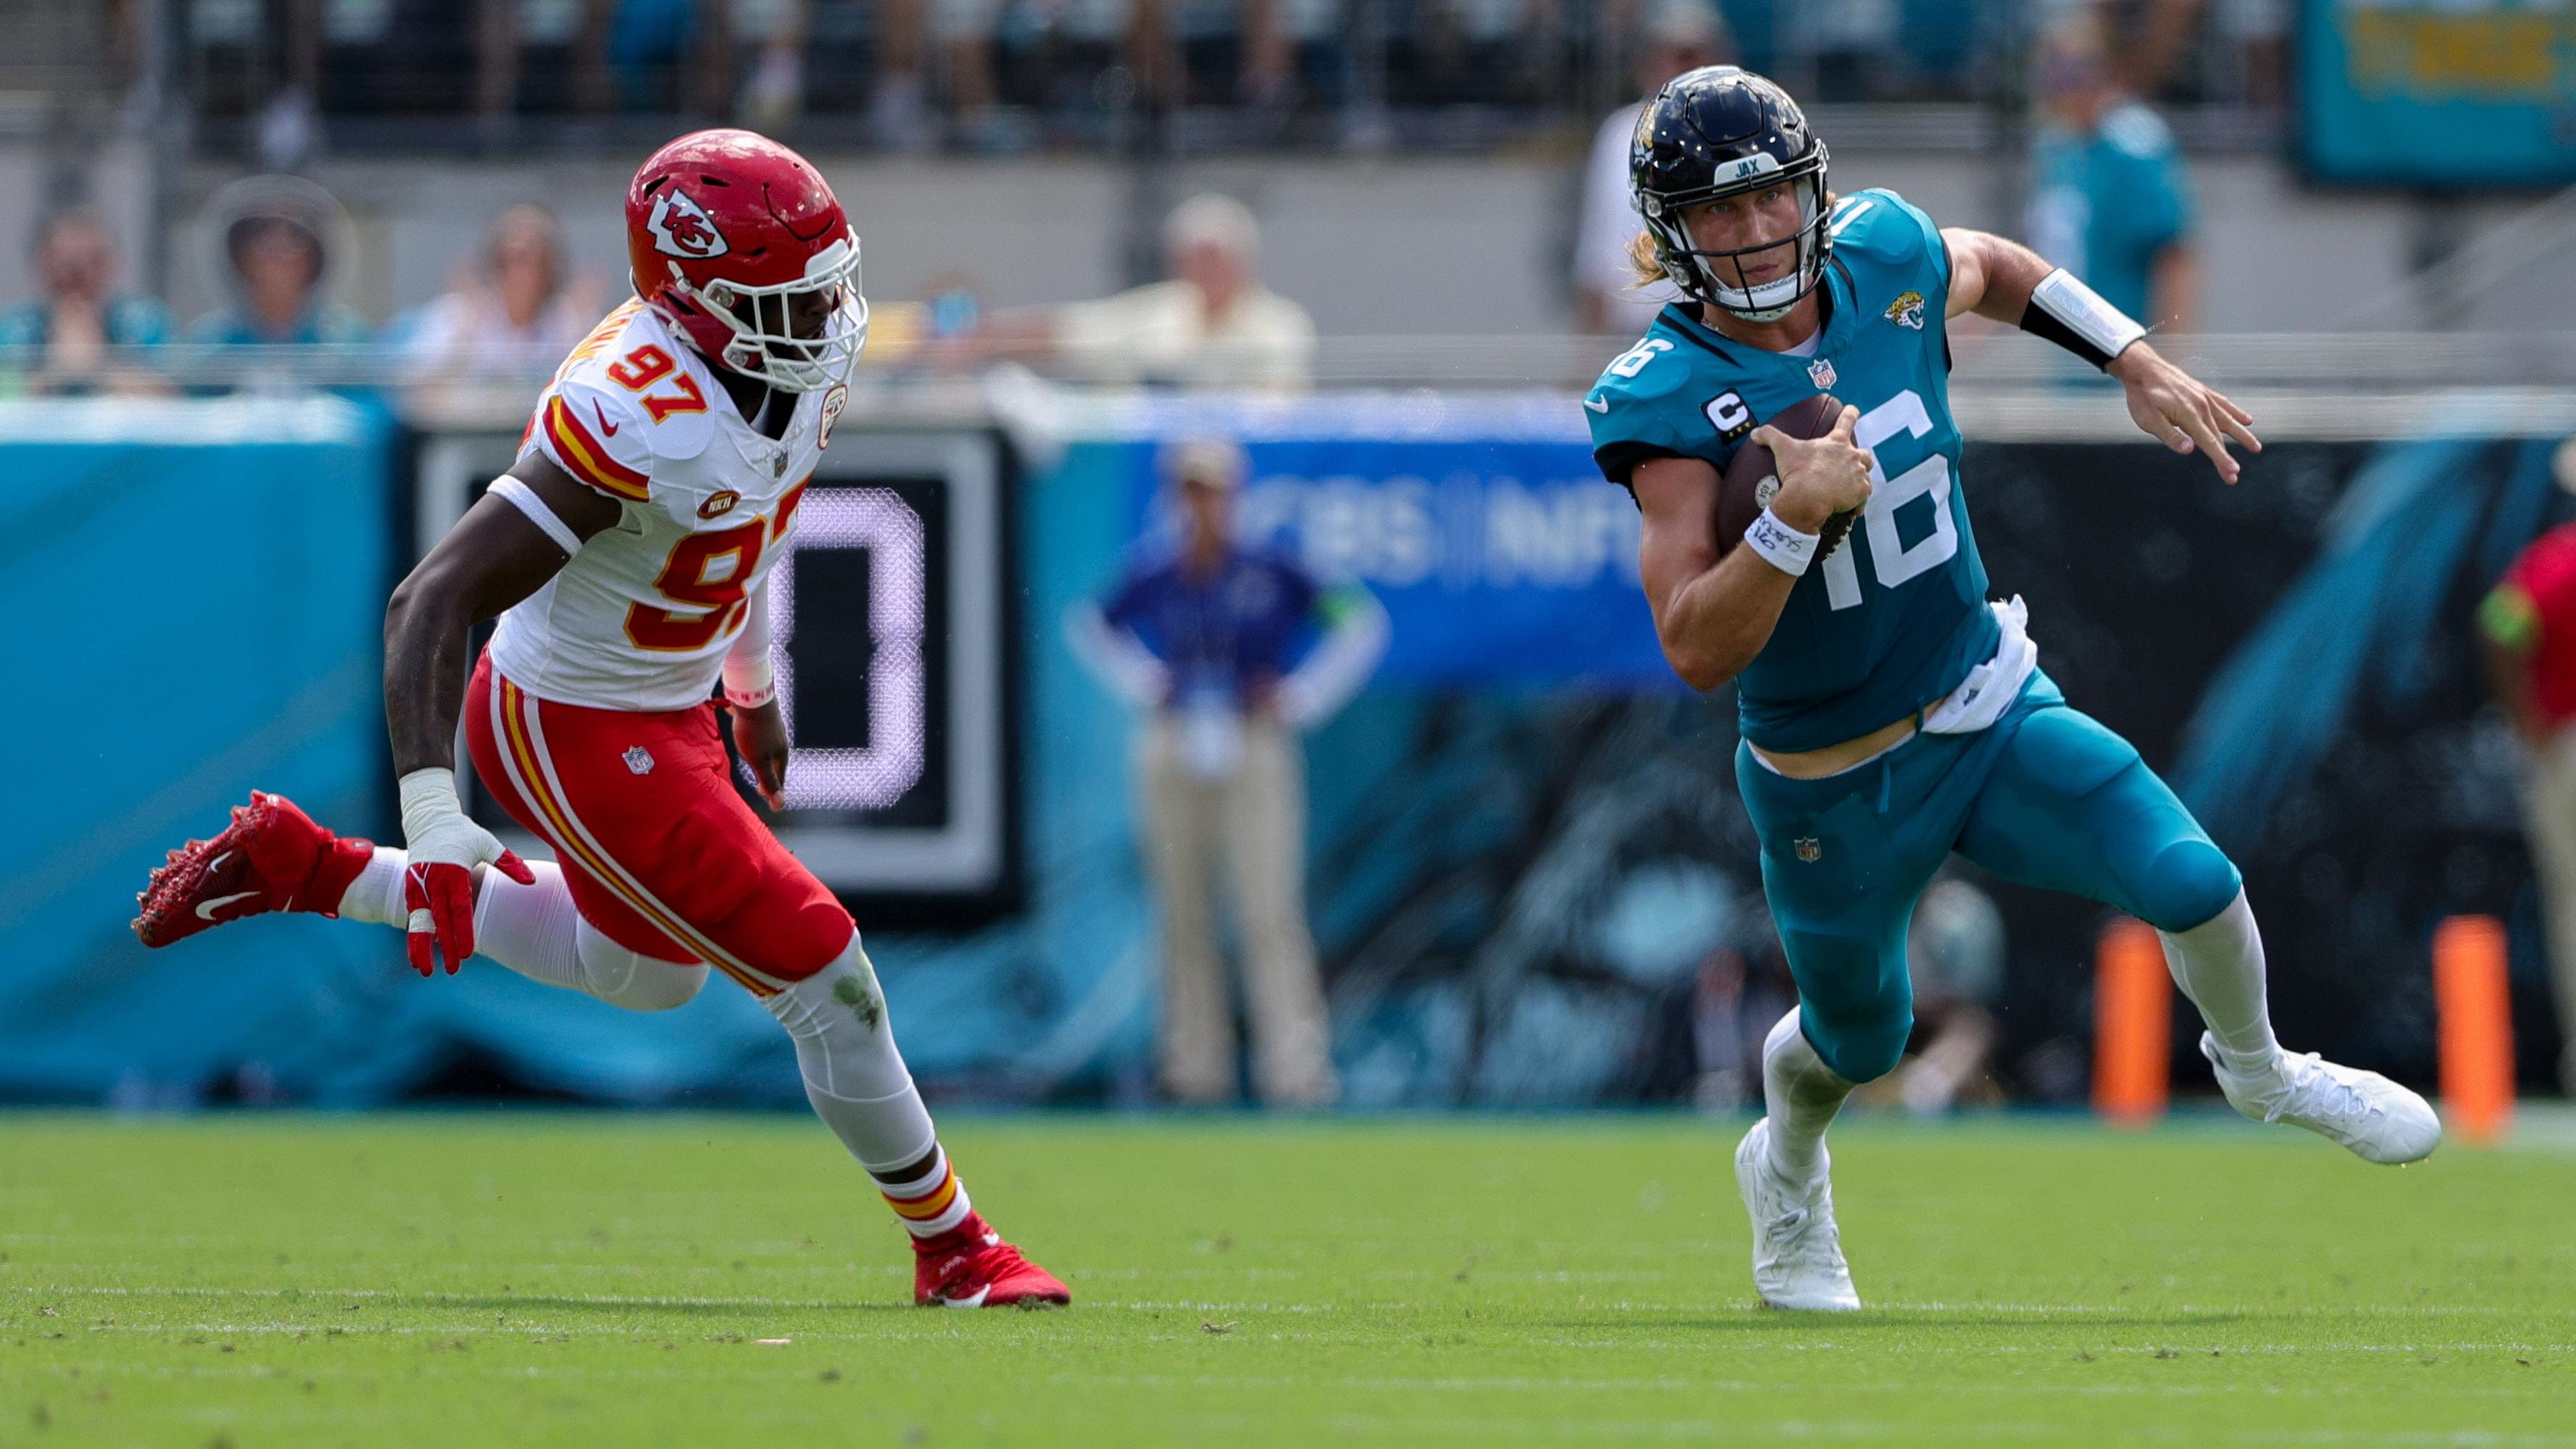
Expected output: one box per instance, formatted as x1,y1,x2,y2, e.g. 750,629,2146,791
136,130,1069,1309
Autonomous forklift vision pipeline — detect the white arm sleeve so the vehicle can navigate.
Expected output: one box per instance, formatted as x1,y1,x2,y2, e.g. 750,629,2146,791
723,578,775,708
1275,585,1391,730
487,475,585,557
1064,602,1170,710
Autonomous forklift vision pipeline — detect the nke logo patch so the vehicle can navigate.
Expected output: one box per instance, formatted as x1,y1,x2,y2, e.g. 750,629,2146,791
818,383,848,449
1884,290,1926,330
646,189,729,259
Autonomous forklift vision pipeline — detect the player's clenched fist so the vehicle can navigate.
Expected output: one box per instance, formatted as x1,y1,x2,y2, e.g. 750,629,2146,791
1754,403,1873,533
731,697,791,812
396,766,534,975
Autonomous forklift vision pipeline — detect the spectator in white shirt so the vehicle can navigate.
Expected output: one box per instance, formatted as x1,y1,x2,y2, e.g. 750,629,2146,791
401,205,600,416
1572,1,1732,336
965,193,1317,390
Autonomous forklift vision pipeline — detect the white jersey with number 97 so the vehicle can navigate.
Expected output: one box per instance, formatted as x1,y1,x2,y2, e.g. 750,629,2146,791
488,300,844,713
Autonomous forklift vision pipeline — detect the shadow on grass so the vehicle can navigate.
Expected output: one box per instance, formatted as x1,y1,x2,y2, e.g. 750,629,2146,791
1546,1310,2259,1334
370,1294,915,1318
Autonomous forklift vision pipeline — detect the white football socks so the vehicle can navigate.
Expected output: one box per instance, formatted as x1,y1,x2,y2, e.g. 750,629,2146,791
346,848,965,1237
337,847,409,927
2157,889,2283,1075
339,850,706,1011
471,859,707,1010
761,942,941,1176
465,857,582,989
1761,1008,1855,1181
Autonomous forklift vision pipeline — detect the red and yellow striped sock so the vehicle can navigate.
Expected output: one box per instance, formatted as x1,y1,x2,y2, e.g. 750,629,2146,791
873,1146,973,1241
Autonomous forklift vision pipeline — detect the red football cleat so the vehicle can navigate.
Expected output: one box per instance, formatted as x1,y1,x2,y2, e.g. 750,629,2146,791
133,792,376,948
913,1212,1071,1309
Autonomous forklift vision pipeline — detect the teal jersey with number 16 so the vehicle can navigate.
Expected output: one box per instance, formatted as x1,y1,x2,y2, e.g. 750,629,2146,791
1584,187,1999,754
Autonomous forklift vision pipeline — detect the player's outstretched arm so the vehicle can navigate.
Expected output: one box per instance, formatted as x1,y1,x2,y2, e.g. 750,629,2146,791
379,454,621,973
383,455,622,773
1941,226,2260,484
1634,406,1875,691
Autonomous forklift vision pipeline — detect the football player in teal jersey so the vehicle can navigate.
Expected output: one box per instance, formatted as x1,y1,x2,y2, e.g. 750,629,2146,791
1587,68,2440,1313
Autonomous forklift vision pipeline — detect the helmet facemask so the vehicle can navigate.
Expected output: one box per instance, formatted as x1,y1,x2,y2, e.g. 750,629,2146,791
1641,148,1832,324
673,231,870,393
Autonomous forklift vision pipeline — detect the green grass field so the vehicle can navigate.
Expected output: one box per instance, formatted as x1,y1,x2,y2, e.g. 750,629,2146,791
2,1111,2572,1447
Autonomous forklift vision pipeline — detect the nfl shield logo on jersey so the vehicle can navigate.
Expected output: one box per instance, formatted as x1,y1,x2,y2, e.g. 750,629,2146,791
1793,836,1823,863
622,746,655,776
1806,358,1837,390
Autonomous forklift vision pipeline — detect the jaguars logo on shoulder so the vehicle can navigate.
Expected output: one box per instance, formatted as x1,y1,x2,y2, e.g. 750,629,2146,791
1884,290,1926,331
818,383,848,449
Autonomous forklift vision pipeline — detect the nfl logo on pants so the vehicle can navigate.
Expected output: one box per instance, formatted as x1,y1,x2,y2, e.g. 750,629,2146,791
1794,837,1822,863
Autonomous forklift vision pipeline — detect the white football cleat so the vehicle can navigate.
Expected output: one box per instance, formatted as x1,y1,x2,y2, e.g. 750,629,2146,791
1734,1117,1861,1311
2201,1033,2441,1165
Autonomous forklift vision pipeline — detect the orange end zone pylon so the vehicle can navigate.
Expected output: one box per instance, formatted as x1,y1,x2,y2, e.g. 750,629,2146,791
2094,917,2170,1128
2433,915,2514,1146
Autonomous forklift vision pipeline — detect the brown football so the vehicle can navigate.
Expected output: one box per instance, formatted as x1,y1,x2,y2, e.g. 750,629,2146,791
1716,392,1858,561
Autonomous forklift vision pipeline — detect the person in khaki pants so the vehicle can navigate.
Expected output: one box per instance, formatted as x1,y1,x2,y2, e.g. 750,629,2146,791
1071,438,1388,1107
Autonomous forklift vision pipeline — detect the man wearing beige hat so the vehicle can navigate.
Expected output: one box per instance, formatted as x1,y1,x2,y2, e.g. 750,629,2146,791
1071,438,1388,1106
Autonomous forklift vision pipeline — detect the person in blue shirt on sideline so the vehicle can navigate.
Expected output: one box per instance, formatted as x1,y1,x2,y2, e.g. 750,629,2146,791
2025,7,2196,333
1586,67,2436,1313
1070,438,1388,1110
0,208,173,395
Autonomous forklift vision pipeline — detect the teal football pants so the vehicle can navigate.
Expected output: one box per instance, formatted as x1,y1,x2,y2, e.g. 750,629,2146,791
1733,670,2241,1084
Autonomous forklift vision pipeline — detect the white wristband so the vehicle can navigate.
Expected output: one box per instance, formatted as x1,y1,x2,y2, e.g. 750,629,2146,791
1745,506,1819,578
398,766,463,840
724,654,777,710
2030,268,2147,364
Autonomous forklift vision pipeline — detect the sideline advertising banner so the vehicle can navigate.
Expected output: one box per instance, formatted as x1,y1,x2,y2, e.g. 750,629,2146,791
1114,433,1668,688
2297,0,2576,186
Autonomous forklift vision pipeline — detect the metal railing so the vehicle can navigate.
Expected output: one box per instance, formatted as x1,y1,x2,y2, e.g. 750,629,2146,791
13,332,2572,446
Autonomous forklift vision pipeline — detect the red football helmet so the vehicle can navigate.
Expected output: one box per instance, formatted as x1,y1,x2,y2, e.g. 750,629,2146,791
625,128,868,393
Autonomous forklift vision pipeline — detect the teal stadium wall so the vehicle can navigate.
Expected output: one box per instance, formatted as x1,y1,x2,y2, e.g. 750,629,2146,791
5,399,2565,1107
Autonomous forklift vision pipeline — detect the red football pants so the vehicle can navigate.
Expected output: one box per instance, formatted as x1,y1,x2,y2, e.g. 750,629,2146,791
464,653,854,996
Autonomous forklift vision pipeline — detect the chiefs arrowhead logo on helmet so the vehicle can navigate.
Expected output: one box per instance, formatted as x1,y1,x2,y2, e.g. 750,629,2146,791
646,189,730,260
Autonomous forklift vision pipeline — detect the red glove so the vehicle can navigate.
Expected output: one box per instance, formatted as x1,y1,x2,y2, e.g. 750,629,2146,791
398,768,537,975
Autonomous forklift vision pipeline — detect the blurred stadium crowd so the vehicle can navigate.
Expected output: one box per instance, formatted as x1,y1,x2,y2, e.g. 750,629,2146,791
91,0,2289,160
7,0,2255,401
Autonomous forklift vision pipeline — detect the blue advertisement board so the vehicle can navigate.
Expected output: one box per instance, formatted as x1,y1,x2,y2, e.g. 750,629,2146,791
1100,393,1676,689
2297,0,2576,186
